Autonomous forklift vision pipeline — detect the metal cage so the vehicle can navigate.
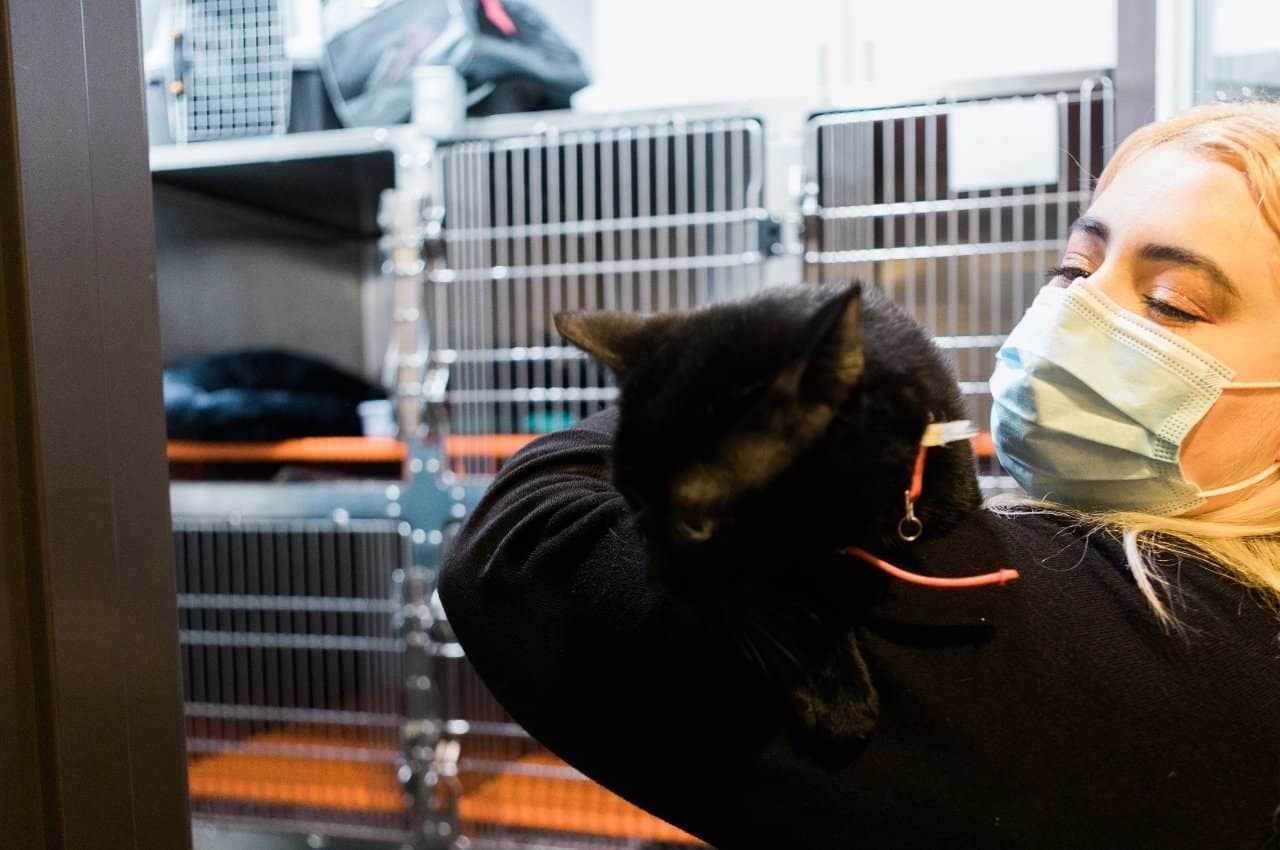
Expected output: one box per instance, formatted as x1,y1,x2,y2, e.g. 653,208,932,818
431,116,771,481
173,501,701,850
802,77,1115,490
421,111,776,848
176,517,416,844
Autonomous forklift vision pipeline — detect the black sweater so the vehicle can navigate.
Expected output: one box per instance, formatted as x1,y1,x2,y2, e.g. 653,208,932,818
438,409,1280,849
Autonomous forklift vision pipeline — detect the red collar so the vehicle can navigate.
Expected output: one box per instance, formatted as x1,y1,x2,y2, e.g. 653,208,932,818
842,422,1020,589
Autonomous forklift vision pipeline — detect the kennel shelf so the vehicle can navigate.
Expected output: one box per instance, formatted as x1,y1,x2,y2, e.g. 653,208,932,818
150,127,406,235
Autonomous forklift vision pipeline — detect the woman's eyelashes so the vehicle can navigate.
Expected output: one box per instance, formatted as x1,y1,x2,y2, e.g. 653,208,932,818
1044,264,1091,284
1044,264,1207,325
1139,293,1206,325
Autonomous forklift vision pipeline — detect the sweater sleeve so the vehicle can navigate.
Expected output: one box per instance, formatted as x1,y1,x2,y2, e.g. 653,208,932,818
436,408,784,847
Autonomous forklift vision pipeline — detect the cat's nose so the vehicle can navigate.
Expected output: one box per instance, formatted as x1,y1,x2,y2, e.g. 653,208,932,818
675,517,716,543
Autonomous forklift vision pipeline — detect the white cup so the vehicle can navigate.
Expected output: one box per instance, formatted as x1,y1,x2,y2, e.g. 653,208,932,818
412,65,466,138
357,400,398,438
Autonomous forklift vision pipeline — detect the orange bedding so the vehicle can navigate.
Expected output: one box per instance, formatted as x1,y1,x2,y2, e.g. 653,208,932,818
188,732,402,812
168,437,407,464
458,752,699,844
188,732,700,844
166,434,543,466
170,431,992,465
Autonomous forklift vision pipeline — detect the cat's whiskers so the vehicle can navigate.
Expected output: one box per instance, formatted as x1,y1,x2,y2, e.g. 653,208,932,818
735,633,770,675
783,598,825,628
745,617,802,669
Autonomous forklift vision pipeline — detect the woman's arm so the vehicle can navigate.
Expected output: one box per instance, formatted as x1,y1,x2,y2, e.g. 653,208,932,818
437,409,785,846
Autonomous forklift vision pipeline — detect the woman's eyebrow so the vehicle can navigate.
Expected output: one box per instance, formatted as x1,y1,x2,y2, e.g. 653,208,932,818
1069,216,1240,300
1139,243,1241,300
1070,216,1110,241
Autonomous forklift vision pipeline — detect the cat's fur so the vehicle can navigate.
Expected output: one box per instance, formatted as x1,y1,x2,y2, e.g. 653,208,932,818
555,282,982,758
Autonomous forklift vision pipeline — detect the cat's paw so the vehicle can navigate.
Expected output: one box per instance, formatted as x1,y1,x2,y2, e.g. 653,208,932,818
785,629,879,761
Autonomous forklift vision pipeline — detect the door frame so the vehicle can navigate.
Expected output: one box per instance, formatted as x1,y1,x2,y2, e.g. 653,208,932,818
0,2,191,848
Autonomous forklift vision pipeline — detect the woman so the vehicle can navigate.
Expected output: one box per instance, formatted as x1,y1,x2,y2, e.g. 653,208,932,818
438,102,1280,848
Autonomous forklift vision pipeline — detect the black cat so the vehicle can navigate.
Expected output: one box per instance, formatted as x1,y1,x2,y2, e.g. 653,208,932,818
555,282,983,757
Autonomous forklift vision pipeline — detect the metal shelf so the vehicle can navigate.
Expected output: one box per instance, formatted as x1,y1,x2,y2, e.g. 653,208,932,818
149,126,414,171
149,127,412,236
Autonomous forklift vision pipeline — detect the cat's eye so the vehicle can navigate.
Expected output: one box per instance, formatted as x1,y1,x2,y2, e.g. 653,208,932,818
675,517,716,543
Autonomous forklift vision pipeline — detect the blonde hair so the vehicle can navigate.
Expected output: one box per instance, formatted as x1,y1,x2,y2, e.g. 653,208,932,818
1000,100,1280,630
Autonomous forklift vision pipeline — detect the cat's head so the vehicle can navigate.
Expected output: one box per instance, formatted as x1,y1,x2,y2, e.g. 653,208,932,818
555,282,978,598
558,282,981,755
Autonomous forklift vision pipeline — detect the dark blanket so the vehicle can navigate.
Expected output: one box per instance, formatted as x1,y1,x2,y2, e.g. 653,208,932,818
163,349,386,442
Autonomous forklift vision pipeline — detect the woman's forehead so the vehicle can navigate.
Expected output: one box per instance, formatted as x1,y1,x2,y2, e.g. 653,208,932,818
1091,148,1254,229
1083,146,1280,281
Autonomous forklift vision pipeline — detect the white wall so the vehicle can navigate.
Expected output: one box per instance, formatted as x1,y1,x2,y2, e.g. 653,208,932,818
530,0,596,73
579,0,1116,109
1210,0,1280,56
857,0,1116,86
579,0,840,108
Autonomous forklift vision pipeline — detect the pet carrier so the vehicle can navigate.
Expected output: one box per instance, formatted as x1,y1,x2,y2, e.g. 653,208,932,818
146,0,327,144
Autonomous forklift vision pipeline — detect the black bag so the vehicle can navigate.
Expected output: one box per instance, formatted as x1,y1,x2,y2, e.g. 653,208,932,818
322,0,590,126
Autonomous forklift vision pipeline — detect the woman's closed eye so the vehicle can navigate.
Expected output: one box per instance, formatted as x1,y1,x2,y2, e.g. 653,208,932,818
1045,265,1208,326
1138,291,1206,325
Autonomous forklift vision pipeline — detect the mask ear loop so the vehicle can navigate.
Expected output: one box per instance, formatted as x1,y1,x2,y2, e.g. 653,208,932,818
1194,382,1280,500
1197,461,1280,498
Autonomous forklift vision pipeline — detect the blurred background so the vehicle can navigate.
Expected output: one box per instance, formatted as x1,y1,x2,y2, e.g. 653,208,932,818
11,2,1278,849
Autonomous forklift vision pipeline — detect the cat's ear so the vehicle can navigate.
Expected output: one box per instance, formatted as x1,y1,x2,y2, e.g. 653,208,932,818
798,284,864,400
554,310,660,374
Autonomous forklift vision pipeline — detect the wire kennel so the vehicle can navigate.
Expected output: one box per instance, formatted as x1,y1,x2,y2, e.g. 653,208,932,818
176,517,417,845
172,106,773,850
802,76,1116,489
430,114,772,481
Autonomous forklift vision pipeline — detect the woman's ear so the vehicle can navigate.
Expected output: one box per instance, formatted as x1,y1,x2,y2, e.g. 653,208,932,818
555,310,669,375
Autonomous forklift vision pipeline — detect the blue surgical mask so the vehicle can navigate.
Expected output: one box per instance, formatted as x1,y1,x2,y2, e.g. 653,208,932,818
990,278,1280,515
